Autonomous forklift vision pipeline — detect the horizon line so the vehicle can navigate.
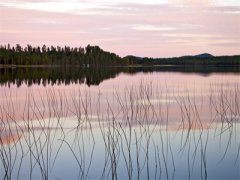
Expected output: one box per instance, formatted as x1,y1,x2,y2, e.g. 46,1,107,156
1,43,240,59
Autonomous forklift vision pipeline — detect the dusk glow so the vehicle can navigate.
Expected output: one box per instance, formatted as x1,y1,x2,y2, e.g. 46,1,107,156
0,0,240,57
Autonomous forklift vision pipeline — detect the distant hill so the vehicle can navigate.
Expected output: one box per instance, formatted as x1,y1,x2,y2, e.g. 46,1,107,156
123,53,240,66
125,53,215,60
124,55,143,60
179,53,214,59
194,53,214,58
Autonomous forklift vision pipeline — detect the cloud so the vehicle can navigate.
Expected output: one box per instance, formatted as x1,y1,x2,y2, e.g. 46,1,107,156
0,1,109,14
133,25,176,32
210,42,240,47
0,0,239,57
170,0,240,7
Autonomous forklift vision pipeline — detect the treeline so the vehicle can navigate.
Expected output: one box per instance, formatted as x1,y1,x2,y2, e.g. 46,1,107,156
0,44,124,66
0,44,240,67
124,55,240,66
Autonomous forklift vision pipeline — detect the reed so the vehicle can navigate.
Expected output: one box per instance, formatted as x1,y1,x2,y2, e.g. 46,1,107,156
0,82,239,179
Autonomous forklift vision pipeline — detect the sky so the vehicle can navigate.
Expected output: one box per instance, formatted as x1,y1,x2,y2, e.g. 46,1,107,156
0,0,240,57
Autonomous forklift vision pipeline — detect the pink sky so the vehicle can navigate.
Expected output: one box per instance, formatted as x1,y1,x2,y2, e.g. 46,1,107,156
0,0,240,57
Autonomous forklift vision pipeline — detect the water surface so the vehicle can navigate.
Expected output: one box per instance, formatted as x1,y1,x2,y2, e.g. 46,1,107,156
0,67,239,179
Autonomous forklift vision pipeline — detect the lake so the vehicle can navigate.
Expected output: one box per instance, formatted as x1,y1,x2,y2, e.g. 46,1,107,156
0,67,240,180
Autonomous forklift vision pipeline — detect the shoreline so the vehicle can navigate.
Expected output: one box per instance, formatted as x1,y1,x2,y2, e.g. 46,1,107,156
0,64,240,68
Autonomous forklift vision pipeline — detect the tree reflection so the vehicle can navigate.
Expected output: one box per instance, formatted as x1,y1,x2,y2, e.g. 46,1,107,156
0,66,240,88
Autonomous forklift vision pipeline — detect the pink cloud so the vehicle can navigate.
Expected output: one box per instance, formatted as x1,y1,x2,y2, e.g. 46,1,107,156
0,1,239,57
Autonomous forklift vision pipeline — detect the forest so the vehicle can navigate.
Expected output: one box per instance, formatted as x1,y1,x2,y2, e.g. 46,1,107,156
123,55,240,66
0,44,124,66
0,44,240,67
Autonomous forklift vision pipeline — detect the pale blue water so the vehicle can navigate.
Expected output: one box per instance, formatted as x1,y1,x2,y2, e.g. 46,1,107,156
0,71,240,180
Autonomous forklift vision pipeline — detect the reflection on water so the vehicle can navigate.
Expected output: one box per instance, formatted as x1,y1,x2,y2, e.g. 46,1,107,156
0,66,240,87
0,68,240,179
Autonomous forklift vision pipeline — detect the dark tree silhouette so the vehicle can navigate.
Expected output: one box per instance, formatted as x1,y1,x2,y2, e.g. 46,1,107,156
0,44,124,66
0,44,239,67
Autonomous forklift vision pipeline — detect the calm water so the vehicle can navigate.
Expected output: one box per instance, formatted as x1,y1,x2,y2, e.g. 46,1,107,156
0,67,240,180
